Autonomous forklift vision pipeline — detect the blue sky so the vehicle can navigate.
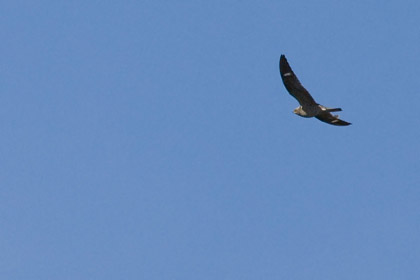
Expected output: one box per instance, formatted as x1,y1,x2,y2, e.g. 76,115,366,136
2,1,420,279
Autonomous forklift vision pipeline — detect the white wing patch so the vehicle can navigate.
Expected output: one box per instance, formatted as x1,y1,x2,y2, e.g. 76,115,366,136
283,72,292,77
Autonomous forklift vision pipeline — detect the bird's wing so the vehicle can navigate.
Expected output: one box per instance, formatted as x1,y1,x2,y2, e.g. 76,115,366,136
315,111,351,126
279,55,317,106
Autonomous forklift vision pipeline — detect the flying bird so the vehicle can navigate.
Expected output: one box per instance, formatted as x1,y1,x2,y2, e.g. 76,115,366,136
279,55,351,126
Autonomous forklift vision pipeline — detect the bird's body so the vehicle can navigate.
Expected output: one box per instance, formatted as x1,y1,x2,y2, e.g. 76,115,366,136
294,105,342,117
279,55,351,126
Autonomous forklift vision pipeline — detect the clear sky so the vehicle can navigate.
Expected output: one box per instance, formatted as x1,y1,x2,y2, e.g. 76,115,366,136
2,1,420,279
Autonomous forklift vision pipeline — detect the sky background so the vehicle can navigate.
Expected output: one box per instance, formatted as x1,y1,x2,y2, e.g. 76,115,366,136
1,1,420,279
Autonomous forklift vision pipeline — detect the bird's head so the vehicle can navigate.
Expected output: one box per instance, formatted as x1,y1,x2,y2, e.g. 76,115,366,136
293,107,302,115
293,106,305,117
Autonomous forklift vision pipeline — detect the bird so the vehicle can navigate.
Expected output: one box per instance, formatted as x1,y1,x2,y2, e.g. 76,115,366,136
279,55,351,126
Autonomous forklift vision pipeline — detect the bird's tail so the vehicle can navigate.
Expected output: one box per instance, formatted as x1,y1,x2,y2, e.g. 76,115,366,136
326,108,342,112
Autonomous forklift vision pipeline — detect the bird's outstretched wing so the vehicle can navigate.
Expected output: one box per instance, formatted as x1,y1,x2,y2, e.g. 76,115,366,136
279,55,317,106
315,111,351,126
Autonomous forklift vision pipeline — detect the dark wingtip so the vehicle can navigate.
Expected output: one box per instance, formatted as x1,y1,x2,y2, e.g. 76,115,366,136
327,108,342,112
279,54,288,70
336,121,352,126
